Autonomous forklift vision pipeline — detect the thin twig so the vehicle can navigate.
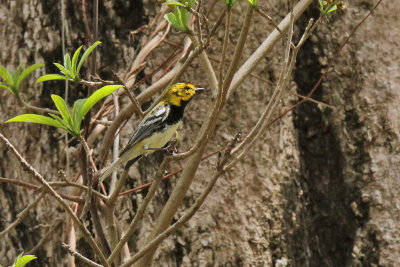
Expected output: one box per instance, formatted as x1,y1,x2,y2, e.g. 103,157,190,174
229,0,314,98
62,243,103,267
258,0,384,139
121,137,241,266
81,0,93,43
135,5,254,266
20,99,60,115
50,181,107,200
82,138,98,172
113,74,144,118
27,220,63,254
256,7,295,48
79,140,94,220
92,119,112,126
91,0,99,77
0,133,109,267
228,7,298,166
121,170,224,266
288,90,335,110
218,9,230,85
119,144,226,196
106,168,129,206
107,158,170,265
110,93,120,193
0,191,45,238
97,8,226,167
0,177,89,203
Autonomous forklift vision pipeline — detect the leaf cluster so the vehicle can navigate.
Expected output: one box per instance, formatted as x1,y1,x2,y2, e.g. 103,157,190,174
0,252,37,267
163,0,259,31
163,3,191,33
319,0,346,14
36,41,101,83
0,64,44,98
6,85,122,139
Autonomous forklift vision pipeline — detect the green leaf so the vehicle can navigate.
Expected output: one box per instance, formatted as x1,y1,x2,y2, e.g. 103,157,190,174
0,81,15,96
72,98,86,134
164,13,180,29
12,253,37,267
71,45,83,77
225,0,237,9
5,114,67,131
179,8,189,31
164,8,189,32
77,41,101,73
79,85,122,121
9,67,22,85
164,1,186,7
48,113,75,136
15,63,44,92
53,63,74,78
64,53,72,70
36,74,74,83
326,5,338,13
51,94,72,126
247,0,257,7
179,8,189,30
318,0,324,10
0,65,14,86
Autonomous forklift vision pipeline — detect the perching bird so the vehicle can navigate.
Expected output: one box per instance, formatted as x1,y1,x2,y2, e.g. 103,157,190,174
98,82,203,184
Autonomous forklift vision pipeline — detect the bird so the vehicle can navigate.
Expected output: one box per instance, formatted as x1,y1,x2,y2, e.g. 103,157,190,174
98,82,203,184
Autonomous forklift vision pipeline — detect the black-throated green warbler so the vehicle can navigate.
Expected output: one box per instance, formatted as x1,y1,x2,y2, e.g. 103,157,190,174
99,82,203,183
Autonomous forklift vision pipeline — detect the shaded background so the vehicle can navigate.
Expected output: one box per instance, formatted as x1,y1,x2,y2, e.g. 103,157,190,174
1,0,399,266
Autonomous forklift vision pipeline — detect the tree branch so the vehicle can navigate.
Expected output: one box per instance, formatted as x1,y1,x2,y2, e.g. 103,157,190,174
0,190,45,238
0,133,109,267
107,158,170,265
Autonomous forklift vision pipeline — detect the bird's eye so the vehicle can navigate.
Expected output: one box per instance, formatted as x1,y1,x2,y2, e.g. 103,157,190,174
184,86,190,90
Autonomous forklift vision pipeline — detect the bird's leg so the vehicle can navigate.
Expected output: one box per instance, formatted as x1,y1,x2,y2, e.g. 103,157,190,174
165,131,179,155
144,133,180,156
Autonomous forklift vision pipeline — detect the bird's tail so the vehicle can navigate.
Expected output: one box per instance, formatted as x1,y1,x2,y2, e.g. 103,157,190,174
98,157,125,185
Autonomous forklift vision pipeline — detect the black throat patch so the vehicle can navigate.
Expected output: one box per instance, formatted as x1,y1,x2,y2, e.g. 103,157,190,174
164,101,189,125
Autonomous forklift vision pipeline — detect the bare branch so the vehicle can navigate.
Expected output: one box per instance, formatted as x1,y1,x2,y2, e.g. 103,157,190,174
19,98,60,115
110,93,120,194
107,158,170,265
62,243,103,267
27,220,63,254
121,168,225,266
0,133,109,267
229,0,314,97
0,191,45,238
228,8,298,168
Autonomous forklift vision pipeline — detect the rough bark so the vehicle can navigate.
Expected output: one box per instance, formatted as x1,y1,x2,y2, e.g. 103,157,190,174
1,0,399,266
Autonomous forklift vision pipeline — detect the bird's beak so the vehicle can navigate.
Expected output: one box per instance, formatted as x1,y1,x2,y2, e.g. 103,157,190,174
195,87,205,91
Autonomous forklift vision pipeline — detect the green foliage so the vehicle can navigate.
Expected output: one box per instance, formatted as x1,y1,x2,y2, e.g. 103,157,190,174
164,0,186,7
319,0,346,15
225,0,238,9
36,41,101,83
164,7,190,33
6,85,122,139
164,0,197,8
1,253,37,267
247,0,257,8
0,64,44,98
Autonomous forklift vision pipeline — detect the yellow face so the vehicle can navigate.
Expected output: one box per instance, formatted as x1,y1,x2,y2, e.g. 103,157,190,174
164,83,197,106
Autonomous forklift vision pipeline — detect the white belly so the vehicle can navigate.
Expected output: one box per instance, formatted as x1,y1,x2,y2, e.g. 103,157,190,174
142,122,180,155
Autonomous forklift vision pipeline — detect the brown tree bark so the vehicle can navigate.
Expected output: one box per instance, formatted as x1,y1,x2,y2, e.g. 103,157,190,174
1,0,399,266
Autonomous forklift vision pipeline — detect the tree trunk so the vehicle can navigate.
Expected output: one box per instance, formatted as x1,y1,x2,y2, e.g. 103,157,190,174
1,0,399,266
